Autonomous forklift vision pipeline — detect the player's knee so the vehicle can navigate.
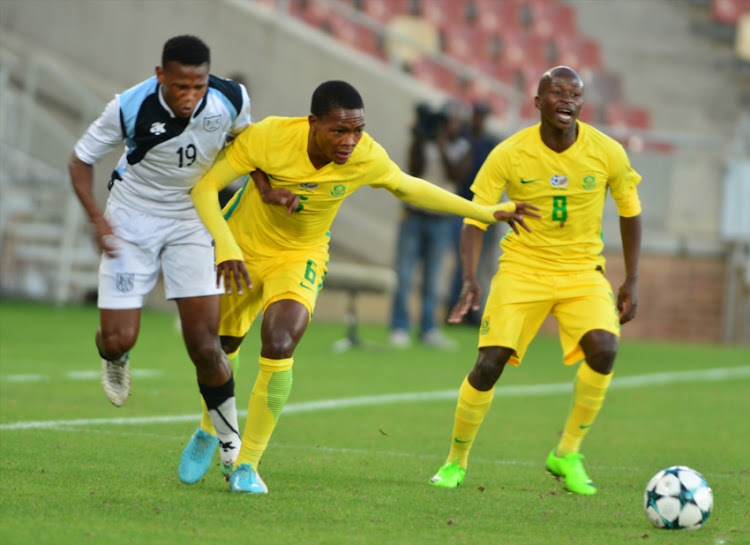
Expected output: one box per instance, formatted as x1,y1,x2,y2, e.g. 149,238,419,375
97,327,136,359
185,337,223,369
585,348,617,374
261,329,298,360
470,347,510,389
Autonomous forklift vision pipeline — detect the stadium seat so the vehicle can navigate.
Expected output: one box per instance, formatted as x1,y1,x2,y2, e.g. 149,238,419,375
604,102,652,130
526,2,578,39
440,26,499,64
359,0,419,23
328,14,387,61
497,30,552,69
554,36,603,72
421,0,472,29
459,77,511,120
473,0,524,32
383,15,440,69
711,0,750,26
408,56,463,96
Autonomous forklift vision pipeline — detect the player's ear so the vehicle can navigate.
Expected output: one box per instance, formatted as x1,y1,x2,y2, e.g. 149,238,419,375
155,65,164,85
308,114,318,131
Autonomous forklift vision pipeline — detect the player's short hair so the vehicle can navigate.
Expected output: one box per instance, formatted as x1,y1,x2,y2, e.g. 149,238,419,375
162,35,210,68
310,80,364,118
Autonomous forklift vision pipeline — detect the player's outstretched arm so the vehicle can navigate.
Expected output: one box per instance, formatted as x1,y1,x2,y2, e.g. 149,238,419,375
191,150,251,294
391,174,539,228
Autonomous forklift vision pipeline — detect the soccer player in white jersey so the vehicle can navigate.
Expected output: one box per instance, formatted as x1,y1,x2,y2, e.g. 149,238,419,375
68,35,250,481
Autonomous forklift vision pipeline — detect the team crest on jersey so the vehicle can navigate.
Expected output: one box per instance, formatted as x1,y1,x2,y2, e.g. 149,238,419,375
330,185,346,197
550,175,569,188
582,175,596,190
115,273,135,293
149,122,166,135
479,320,490,335
299,183,318,191
204,115,222,132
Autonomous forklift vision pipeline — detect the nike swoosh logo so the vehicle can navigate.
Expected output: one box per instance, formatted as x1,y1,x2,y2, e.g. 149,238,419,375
579,424,592,429
520,178,540,184
453,438,472,444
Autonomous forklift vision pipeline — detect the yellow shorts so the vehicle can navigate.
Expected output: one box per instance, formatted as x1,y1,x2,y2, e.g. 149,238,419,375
479,268,621,366
219,248,329,338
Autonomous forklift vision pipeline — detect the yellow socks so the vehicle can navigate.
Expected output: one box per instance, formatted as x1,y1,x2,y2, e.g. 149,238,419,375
199,350,240,436
556,361,613,456
235,356,294,469
447,375,494,469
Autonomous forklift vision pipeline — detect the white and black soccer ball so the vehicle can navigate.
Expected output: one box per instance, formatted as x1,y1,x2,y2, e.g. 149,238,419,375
644,465,713,530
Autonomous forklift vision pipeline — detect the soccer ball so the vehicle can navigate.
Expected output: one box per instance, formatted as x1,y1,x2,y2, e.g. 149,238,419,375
644,466,713,530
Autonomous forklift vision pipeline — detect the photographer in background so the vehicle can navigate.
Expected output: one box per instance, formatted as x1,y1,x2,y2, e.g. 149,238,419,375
389,100,471,349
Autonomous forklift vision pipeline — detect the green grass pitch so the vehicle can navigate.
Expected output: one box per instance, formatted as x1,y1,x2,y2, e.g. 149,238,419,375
1,300,749,544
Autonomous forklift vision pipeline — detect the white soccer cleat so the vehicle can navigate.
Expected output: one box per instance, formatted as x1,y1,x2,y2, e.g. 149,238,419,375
101,353,131,407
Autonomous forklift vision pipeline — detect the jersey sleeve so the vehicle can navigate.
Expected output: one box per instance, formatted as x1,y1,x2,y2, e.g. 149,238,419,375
607,141,642,217
225,121,265,175
228,83,252,136
464,145,509,229
73,96,124,165
359,138,404,190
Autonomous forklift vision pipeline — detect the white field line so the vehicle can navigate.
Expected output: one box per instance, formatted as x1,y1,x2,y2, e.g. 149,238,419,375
2,369,163,382
1,365,749,431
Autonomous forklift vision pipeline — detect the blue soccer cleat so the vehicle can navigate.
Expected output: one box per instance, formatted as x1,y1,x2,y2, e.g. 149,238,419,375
229,463,268,494
178,428,219,484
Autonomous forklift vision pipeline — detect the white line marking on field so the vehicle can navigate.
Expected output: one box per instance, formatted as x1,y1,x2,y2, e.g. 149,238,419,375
66,369,163,380
1,365,749,431
2,374,47,383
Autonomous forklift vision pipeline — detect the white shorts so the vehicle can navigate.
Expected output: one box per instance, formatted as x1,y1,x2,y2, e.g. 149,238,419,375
97,203,222,309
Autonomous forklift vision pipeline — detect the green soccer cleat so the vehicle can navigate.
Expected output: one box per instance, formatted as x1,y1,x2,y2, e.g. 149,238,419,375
429,459,466,488
545,450,597,495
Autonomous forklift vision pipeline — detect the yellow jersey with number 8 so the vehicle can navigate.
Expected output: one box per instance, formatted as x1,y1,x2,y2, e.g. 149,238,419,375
466,121,641,273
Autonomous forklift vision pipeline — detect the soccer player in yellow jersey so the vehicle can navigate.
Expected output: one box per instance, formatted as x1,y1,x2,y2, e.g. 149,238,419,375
186,80,540,493
429,66,642,495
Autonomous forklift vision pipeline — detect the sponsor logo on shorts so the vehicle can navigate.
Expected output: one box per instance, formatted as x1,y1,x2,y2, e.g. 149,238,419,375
116,273,135,293
479,320,489,335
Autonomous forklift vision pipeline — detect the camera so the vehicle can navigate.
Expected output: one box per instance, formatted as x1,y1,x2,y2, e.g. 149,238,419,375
412,103,446,141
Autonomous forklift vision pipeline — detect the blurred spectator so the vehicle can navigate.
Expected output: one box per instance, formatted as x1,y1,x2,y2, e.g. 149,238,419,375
447,101,503,325
389,100,471,348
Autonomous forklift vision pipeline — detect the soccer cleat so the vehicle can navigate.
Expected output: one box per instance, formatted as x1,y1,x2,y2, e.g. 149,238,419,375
178,428,219,484
229,463,269,494
428,459,466,488
221,463,233,482
545,450,597,495
101,353,131,407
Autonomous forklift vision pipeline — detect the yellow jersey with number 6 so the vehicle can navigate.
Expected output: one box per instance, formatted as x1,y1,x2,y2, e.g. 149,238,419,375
466,121,641,273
